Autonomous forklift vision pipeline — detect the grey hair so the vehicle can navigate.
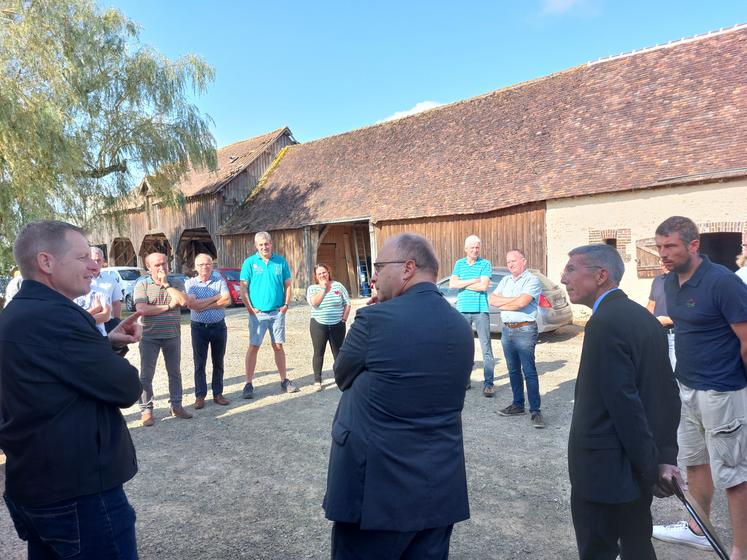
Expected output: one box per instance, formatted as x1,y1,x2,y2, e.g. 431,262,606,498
13,220,86,279
568,244,625,285
393,233,439,276
464,234,481,248
89,246,105,259
254,231,272,244
655,216,699,245
194,253,214,262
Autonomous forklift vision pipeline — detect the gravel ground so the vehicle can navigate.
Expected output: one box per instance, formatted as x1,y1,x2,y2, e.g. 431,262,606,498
0,300,732,559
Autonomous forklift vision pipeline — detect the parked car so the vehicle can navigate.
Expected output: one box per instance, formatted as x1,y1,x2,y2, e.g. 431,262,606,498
216,267,242,305
123,273,191,312
436,267,573,334
101,266,145,301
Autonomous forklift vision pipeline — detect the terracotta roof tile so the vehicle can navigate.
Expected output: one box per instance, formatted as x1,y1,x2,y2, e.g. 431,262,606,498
223,25,747,234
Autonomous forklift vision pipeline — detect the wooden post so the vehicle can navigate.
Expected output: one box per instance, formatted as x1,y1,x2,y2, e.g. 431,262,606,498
343,233,359,298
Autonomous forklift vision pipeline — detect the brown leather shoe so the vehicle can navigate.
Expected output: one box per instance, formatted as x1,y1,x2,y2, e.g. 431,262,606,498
141,410,155,427
213,394,229,406
170,405,193,419
194,397,205,409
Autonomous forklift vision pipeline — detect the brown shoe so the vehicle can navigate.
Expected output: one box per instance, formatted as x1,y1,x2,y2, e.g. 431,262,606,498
213,394,229,406
141,410,155,427
482,385,496,398
170,405,193,419
194,397,205,409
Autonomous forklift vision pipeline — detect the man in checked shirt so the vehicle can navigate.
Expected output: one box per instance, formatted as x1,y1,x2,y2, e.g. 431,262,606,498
185,253,232,409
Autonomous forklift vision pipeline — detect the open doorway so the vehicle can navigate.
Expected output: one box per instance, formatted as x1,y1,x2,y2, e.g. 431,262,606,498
700,232,742,271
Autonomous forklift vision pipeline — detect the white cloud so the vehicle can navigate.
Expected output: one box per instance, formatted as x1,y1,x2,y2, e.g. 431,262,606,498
541,0,583,15
377,100,442,123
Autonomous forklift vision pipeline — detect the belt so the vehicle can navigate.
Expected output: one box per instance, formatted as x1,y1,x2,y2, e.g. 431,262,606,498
504,321,535,329
191,320,225,328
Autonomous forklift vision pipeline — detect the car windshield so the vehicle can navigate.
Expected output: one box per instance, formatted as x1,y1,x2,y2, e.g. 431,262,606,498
117,269,142,281
221,269,240,281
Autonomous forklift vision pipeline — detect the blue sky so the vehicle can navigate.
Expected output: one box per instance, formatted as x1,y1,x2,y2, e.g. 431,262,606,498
107,0,746,147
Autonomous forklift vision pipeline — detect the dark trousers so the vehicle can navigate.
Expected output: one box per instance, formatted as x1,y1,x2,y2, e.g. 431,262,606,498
571,491,655,560
4,485,138,560
331,522,453,560
191,320,227,398
310,318,346,383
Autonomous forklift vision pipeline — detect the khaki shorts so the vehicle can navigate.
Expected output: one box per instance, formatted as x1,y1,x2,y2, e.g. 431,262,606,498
677,382,747,490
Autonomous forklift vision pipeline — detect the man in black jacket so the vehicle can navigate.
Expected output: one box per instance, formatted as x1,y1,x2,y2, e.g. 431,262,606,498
0,220,143,559
324,233,474,559
561,243,682,560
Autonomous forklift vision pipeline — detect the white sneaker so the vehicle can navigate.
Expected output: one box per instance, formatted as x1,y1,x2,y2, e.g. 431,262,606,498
652,521,711,550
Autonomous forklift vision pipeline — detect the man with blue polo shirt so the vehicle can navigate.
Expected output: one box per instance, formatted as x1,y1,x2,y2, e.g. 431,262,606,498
490,249,544,428
240,231,297,398
651,216,747,560
450,234,495,396
186,253,232,409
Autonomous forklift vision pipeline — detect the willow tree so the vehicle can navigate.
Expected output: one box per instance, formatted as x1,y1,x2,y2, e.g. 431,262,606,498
0,0,217,270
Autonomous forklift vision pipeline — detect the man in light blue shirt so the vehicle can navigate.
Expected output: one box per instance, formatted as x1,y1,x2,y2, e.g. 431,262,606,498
185,253,232,409
490,249,544,428
450,235,495,396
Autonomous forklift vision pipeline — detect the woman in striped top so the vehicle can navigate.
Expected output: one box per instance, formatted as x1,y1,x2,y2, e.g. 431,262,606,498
306,264,351,391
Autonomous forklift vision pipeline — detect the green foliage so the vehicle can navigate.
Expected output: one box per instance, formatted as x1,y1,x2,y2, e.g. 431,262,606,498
0,0,217,271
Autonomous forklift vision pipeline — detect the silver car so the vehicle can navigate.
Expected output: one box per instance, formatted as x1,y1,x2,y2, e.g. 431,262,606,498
436,268,573,334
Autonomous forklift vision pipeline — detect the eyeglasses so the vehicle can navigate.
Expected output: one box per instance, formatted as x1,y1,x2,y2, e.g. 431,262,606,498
195,263,212,267
373,260,407,272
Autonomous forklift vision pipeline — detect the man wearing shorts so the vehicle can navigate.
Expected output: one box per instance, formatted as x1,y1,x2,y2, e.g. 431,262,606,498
652,216,747,560
240,231,297,398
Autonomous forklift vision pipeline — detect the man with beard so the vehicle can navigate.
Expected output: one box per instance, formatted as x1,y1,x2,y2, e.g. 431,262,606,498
652,216,747,560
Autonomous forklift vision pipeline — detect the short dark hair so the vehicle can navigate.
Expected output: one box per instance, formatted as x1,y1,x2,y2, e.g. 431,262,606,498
507,248,526,258
393,233,439,276
13,220,86,279
655,216,699,245
568,244,625,284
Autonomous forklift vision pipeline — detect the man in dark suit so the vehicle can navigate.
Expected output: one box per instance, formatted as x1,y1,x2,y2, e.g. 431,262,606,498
561,244,682,560
0,220,143,559
323,233,474,560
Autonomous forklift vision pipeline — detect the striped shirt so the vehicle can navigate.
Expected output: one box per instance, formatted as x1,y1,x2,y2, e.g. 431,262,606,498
133,275,184,339
452,257,492,313
185,273,229,323
306,281,350,325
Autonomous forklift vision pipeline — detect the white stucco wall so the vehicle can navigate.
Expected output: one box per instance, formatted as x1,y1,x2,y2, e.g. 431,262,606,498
546,180,747,318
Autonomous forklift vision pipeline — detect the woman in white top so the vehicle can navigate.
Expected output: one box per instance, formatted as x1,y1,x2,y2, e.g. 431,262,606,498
306,264,351,391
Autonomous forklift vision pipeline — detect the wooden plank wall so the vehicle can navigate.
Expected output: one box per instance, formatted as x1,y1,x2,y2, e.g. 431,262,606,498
375,202,547,277
90,132,295,269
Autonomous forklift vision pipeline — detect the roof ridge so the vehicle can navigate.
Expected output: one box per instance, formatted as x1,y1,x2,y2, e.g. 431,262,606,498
217,127,288,153
587,22,747,67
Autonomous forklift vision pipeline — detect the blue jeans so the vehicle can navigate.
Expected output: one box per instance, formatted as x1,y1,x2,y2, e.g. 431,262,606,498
461,312,494,387
501,322,540,411
4,485,138,560
191,320,228,398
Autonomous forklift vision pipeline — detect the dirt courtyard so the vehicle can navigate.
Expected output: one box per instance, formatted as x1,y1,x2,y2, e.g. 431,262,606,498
0,300,732,559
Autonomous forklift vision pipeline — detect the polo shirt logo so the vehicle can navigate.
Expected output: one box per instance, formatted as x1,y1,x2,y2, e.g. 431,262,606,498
686,297,696,308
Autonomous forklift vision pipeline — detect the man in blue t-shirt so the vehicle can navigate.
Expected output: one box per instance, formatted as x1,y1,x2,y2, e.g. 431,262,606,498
239,231,297,398
450,235,494,396
651,216,747,559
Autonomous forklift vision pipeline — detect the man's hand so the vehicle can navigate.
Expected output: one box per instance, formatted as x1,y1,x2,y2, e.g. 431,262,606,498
109,311,143,347
279,304,289,314
653,464,684,498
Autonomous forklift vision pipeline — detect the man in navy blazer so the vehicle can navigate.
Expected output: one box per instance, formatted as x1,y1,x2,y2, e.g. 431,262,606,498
0,221,143,559
561,244,682,560
323,233,474,559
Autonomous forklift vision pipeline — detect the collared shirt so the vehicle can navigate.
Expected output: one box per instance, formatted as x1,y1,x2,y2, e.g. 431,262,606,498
664,256,747,391
92,272,123,304
452,257,491,313
133,275,185,339
592,287,620,315
239,252,291,311
648,273,669,317
185,272,229,323
74,284,113,336
494,269,542,322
